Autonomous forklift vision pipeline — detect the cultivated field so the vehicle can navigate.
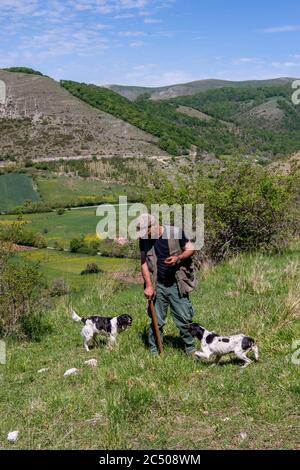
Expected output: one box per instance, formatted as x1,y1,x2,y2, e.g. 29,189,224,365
0,173,40,211
1,241,299,449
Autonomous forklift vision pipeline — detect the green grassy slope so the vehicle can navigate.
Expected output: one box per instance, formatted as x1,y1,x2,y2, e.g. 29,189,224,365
1,242,299,449
0,173,40,211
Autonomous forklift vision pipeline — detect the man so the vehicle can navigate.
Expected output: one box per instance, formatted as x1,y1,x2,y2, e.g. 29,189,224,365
138,214,197,355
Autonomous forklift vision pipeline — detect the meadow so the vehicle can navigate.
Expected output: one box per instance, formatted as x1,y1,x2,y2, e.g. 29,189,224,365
1,241,299,450
0,207,104,249
0,203,140,251
17,249,137,290
0,173,40,212
0,170,145,213
36,175,141,206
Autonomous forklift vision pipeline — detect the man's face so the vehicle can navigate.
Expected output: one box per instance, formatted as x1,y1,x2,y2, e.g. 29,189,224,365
148,224,160,239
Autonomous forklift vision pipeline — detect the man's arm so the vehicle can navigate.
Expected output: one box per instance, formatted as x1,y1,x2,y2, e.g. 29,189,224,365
165,241,195,267
141,261,154,299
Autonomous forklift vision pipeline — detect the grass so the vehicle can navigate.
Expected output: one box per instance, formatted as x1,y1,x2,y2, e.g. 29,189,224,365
0,208,105,249
0,205,136,249
17,249,137,291
36,175,141,206
0,173,40,211
1,242,300,449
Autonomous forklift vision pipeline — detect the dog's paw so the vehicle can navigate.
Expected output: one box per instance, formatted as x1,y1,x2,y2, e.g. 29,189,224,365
194,351,202,360
241,362,251,369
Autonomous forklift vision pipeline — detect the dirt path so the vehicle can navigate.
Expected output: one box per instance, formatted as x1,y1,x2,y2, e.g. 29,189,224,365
0,154,172,167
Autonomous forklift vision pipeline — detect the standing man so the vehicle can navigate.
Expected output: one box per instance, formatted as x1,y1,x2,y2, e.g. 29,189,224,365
138,214,197,355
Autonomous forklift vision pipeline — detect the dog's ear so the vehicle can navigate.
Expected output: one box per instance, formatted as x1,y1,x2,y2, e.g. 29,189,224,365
188,323,204,340
117,314,132,330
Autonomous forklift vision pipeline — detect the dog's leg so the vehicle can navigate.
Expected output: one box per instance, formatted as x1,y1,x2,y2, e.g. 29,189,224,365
194,349,212,361
82,328,93,352
252,345,259,362
215,354,222,364
236,351,252,368
107,334,117,351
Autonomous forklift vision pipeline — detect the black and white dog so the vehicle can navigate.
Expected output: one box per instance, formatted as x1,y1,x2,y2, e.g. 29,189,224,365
189,323,259,368
71,309,133,351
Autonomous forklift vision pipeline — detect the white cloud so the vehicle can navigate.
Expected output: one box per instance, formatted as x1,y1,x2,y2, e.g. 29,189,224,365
260,25,300,33
232,57,263,65
130,40,145,47
272,61,300,68
125,64,195,86
144,17,162,24
119,31,145,36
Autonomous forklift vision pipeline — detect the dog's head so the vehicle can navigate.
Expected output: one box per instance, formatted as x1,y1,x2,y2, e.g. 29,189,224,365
188,323,205,340
117,314,133,332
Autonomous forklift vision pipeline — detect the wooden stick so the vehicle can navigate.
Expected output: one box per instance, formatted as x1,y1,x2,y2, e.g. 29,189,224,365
149,299,164,354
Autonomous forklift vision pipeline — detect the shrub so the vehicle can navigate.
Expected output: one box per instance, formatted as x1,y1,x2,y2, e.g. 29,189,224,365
56,208,65,216
49,278,70,297
0,221,47,248
81,263,103,275
0,242,51,340
70,236,85,253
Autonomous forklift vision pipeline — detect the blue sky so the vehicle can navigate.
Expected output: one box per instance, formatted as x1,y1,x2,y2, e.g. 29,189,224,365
1,0,300,86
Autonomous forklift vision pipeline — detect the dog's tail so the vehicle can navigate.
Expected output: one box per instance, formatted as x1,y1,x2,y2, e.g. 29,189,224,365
71,309,85,323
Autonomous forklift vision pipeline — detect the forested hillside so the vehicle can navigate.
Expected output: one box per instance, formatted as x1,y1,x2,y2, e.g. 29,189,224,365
62,80,300,158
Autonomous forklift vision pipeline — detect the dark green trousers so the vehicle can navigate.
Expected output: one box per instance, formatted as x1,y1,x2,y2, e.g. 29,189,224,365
148,281,196,354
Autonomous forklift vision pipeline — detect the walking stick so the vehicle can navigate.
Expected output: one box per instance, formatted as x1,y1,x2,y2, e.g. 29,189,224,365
149,299,164,355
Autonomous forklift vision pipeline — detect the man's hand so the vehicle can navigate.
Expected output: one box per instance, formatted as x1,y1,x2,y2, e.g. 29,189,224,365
165,256,179,267
144,285,154,300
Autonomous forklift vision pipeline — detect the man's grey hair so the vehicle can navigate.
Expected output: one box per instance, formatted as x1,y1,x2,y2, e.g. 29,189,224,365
137,213,157,232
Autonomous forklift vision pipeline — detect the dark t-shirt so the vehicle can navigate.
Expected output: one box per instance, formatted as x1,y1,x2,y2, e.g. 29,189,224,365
139,227,189,284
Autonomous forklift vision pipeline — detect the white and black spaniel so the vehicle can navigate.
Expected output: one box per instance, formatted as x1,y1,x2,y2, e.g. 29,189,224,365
71,309,133,351
189,323,259,368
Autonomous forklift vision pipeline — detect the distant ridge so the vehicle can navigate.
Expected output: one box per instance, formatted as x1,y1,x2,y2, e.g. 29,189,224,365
107,77,296,101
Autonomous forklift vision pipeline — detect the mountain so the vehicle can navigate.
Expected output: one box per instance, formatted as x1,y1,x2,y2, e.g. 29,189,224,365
107,77,296,101
1,68,300,162
0,70,166,161
62,80,300,158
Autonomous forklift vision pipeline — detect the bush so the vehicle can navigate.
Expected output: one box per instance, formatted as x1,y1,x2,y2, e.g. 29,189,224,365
0,221,47,248
98,239,139,259
49,278,70,297
70,236,85,253
0,242,51,340
56,208,65,216
81,263,103,275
